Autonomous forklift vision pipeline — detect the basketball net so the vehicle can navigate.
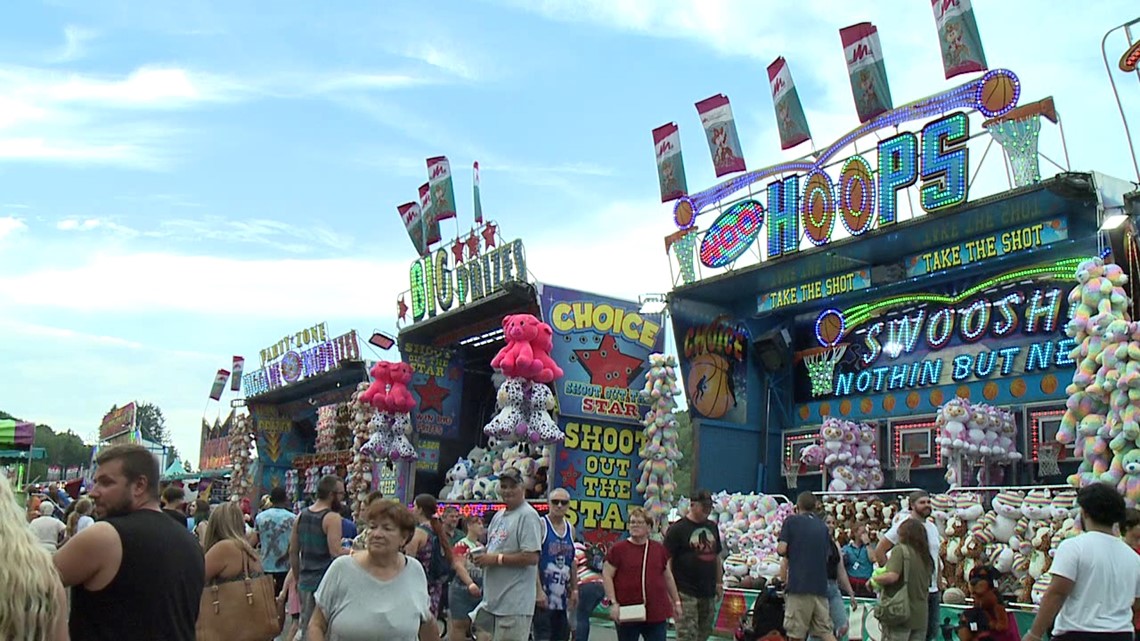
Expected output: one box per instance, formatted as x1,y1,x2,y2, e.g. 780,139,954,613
782,462,799,489
1038,445,1061,477
894,454,914,484
986,115,1042,188
803,344,848,397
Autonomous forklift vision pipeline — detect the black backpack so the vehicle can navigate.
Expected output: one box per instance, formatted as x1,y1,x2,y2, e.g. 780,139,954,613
419,525,456,584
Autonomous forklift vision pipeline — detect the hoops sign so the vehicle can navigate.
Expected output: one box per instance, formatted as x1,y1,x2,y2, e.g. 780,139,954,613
699,112,970,268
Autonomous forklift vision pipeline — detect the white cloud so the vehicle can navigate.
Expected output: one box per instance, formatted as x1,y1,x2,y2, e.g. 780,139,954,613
52,25,97,63
0,216,27,241
401,44,482,82
315,72,433,93
0,318,145,350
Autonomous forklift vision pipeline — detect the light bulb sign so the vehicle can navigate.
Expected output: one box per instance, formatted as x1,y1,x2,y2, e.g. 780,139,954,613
243,331,360,398
699,111,970,269
408,239,527,323
795,281,1074,402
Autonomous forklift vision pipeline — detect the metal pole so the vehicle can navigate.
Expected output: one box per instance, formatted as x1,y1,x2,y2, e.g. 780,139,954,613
1101,17,1140,182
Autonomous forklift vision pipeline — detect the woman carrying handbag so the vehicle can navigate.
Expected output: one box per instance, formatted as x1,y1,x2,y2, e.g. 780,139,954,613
602,508,683,641
197,502,282,641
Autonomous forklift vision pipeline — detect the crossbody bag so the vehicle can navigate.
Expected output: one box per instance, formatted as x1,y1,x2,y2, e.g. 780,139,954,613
618,542,650,623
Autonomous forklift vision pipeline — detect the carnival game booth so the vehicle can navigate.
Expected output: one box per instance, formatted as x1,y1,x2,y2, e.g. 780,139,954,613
239,325,373,506
658,61,1136,497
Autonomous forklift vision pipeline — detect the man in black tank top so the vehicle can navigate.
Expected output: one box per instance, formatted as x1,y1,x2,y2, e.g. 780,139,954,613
55,444,205,641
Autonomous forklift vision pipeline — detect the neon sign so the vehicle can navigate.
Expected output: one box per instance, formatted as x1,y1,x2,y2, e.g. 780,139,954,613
696,112,969,268
243,331,360,397
260,322,329,367
409,239,527,323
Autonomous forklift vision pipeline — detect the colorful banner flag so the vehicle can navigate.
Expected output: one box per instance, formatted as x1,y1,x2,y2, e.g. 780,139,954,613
398,202,427,256
931,0,988,79
419,183,441,247
473,161,484,224
231,356,244,392
695,94,746,177
766,57,813,150
209,369,230,401
652,123,688,203
426,157,457,222
840,23,894,123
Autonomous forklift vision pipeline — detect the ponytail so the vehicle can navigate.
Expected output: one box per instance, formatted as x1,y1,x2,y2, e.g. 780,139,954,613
66,510,80,538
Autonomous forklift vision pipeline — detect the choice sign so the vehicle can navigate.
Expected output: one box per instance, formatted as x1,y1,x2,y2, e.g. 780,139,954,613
699,112,969,268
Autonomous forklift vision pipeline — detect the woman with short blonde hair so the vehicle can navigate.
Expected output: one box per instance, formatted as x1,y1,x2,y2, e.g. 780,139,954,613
0,475,68,640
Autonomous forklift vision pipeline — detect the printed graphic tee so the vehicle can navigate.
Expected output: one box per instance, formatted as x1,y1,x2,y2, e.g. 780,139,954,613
255,507,297,574
664,516,723,598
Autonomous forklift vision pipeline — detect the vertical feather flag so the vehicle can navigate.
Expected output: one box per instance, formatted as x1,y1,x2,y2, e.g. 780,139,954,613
419,183,441,247
931,0,988,79
209,369,230,401
231,356,244,392
473,161,484,224
766,57,813,150
399,202,427,256
695,94,746,177
840,23,894,123
426,156,457,221
652,123,688,202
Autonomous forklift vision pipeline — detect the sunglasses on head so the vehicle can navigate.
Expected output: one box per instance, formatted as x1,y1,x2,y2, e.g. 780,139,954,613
550,499,569,506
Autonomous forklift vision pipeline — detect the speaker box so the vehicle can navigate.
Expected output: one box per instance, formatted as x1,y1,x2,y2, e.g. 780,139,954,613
752,328,791,372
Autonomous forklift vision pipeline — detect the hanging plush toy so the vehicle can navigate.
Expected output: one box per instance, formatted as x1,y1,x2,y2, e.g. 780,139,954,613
361,361,392,410
387,362,416,414
485,314,565,444
637,354,683,529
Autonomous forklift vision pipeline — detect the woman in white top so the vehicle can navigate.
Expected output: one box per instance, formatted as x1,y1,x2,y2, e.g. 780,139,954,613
308,499,440,641
28,501,65,551
1026,483,1140,641
64,497,94,542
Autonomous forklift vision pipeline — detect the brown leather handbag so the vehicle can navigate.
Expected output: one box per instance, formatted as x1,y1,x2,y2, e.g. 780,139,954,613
196,551,282,641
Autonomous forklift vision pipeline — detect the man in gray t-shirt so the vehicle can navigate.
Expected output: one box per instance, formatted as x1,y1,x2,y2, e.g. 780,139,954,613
474,469,543,641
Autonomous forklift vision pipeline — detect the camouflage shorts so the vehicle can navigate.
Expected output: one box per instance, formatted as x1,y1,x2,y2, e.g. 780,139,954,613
675,594,717,641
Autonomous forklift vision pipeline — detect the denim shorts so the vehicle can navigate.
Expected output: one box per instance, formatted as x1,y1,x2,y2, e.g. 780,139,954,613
449,583,481,620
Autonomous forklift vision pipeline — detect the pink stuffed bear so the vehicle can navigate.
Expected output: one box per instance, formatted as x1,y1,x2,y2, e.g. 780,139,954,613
528,322,564,383
362,361,392,412
492,314,542,378
387,362,417,413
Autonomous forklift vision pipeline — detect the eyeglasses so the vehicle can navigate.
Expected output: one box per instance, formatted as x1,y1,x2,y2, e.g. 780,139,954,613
629,521,648,527
550,499,569,506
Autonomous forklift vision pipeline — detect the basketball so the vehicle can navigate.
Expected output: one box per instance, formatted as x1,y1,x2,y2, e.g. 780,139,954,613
860,398,873,414
674,198,695,229
1010,378,1027,398
840,399,852,416
957,385,971,400
883,395,896,412
983,381,999,400
799,406,811,420
816,310,845,346
980,71,1018,117
1041,374,1058,395
906,392,920,409
687,352,734,419
929,389,944,407
820,402,831,417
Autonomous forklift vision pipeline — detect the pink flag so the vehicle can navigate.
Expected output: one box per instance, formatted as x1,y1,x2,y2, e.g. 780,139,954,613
426,156,457,221
231,356,244,391
209,369,230,401
695,94,746,177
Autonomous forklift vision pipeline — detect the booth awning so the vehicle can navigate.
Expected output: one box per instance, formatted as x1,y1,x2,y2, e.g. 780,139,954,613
0,419,34,449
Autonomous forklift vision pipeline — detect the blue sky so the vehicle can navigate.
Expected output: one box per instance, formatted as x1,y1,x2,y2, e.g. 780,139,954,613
1,1,1138,463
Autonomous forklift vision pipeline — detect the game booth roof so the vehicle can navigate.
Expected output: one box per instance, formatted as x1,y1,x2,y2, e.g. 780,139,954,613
671,171,1104,310
397,279,540,349
0,419,35,451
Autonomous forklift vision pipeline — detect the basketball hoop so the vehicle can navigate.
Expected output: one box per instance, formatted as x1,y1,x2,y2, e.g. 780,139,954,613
895,454,915,484
782,462,799,489
803,344,848,397
1038,445,1061,477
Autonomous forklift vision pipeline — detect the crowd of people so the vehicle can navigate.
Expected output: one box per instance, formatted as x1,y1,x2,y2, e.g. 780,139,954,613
9,444,1140,641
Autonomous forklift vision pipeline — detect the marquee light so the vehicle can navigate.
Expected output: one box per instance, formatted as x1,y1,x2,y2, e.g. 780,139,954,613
699,199,765,268
839,156,876,236
838,257,1089,335
919,112,969,212
893,421,942,466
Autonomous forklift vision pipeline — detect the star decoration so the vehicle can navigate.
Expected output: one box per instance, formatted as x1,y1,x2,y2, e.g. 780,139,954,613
465,232,481,259
481,222,497,248
559,461,581,489
414,376,450,414
447,366,463,382
573,335,644,388
451,238,466,264
397,297,408,321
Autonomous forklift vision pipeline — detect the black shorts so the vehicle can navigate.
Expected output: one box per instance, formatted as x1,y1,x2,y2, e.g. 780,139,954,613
270,571,287,596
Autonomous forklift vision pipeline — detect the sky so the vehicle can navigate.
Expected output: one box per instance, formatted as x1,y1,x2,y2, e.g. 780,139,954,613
1,1,1138,465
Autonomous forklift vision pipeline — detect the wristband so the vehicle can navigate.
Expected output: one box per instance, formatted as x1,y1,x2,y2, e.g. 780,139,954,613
497,554,504,565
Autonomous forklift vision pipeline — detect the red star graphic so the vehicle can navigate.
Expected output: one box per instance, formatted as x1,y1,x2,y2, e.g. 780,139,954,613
573,335,645,389
465,232,480,259
560,461,581,489
585,529,620,549
414,376,450,414
447,366,462,381
481,222,497,248
397,297,408,321
451,238,466,264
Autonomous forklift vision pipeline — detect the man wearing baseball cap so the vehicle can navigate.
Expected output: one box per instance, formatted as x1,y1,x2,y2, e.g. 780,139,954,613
473,468,545,641
665,489,724,641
